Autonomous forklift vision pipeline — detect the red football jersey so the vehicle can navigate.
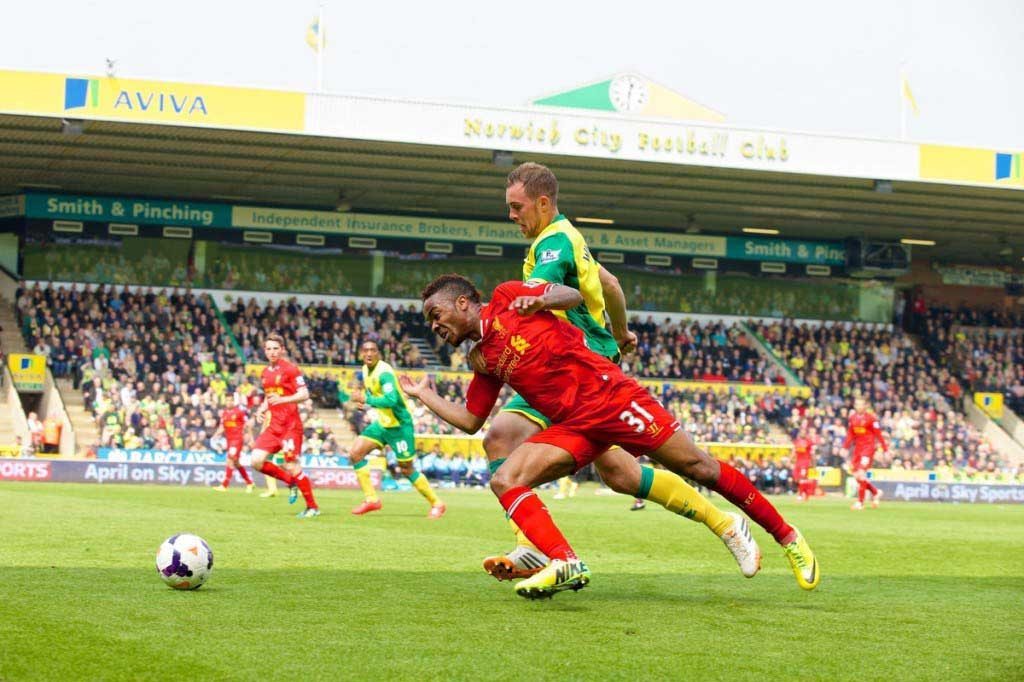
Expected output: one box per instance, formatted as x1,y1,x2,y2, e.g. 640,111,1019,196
792,437,813,469
844,411,887,465
221,406,247,442
260,359,305,429
466,281,635,424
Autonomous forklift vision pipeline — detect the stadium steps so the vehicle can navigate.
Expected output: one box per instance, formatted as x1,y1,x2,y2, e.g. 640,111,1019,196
409,337,442,367
739,321,804,387
313,405,356,445
56,378,100,456
962,395,1024,466
998,407,1024,451
0,298,27,356
0,381,17,447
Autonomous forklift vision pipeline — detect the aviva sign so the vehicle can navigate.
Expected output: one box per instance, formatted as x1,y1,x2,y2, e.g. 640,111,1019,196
64,76,208,116
0,69,304,132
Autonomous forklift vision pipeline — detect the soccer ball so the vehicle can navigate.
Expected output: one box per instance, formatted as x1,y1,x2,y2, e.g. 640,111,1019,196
156,533,214,590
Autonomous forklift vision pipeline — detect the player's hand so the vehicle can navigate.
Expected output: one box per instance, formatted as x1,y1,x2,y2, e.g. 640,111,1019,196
266,394,281,406
508,295,547,316
399,374,430,397
467,345,488,374
349,393,365,408
615,329,638,354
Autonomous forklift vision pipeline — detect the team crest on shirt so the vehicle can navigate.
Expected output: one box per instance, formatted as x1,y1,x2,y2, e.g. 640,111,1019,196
509,335,531,354
538,248,561,264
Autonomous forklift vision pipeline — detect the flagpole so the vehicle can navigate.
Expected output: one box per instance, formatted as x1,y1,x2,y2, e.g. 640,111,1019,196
316,2,325,93
899,66,907,141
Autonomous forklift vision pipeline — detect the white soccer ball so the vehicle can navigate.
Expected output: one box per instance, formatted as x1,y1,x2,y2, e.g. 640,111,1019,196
156,533,214,590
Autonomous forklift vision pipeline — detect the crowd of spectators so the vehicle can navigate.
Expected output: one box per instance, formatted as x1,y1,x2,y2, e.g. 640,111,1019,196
376,255,520,300
751,319,1008,474
18,282,239,385
663,387,790,445
14,282,352,455
921,305,1024,415
13,276,1022,482
225,297,431,369
22,241,189,288
616,270,866,321
623,316,786,383
725,454,798,495
202,248,365,295
410,443,490,488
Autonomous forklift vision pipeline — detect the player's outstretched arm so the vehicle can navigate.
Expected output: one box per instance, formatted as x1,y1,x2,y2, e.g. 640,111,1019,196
399,375,486,434
508,283,583,315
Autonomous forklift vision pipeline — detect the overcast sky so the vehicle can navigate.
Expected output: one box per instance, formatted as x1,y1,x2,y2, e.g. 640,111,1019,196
2,0,1021,148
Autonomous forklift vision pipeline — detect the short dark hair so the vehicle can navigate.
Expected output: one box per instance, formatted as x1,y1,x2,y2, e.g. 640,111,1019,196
506,162,558,203
421,274,481,304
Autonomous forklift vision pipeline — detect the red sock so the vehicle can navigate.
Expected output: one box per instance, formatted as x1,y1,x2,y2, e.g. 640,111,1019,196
864,479,878,496
260,461,295,486
221,464,234,487
713,462,794,545
293,472,318,509
498,487,575,560
236,464,253,485
857,479,868,503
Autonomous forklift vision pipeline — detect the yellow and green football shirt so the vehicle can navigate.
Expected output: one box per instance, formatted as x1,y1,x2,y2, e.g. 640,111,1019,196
362,360,412,429
523,214,619,359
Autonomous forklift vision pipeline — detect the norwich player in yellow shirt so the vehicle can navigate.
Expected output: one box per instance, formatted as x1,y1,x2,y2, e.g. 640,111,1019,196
348,341,445,519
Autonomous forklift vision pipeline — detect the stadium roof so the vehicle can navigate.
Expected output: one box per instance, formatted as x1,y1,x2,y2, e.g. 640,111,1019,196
0,73,1022,266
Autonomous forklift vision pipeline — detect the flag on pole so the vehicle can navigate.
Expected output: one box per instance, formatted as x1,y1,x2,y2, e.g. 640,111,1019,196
306,18,326,52
901,76,919,116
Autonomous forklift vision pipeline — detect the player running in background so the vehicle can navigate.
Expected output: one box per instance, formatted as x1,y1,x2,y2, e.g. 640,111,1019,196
250,334,320,519
845,397,888,510
792,430,814,502
347,340,446,519
212,393,254,492
481,162,742,582
405,275,818,598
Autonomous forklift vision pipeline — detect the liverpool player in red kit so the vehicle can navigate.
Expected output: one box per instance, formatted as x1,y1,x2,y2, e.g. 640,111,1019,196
402,275,819,598
845,397,887,510
212,393,254,492
792,431,815,502
251,334,320,519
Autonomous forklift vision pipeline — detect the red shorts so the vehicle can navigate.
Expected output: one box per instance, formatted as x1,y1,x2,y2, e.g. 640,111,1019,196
225,439,244,459
253,424,304,463
793,465,810,482
852,454,874,472
526,380,680,469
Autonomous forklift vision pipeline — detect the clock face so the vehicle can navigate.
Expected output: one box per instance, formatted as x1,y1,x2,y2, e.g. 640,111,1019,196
609,75,649,113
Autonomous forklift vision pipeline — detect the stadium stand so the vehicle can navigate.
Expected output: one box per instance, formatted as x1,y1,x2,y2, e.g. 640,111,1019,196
14,282,356,454
623,316,786,383
11,276,1019,482
224,297,431,368
921,306,1024,416
752,319,1009,475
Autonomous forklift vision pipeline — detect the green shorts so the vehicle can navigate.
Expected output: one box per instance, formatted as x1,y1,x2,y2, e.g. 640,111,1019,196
499,393,552,429
361,421,417,461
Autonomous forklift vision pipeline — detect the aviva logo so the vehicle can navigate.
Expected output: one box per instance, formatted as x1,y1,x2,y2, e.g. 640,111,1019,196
64,77,100,110
995,152,1022,181
63,75,209,116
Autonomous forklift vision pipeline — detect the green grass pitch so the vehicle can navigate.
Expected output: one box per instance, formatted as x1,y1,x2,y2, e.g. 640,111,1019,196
1,482,1022,681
